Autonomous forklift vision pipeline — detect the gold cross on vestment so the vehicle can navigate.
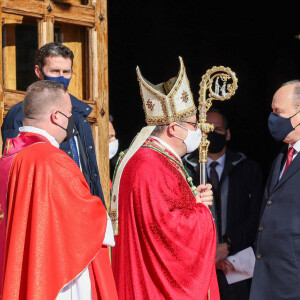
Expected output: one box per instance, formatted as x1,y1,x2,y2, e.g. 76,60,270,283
5,139,13,154
0,205,4,224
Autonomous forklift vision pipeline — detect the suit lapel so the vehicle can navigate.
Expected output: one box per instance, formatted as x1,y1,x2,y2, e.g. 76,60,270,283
220,159,233,185
221,158,233,230
273,150,300,192
269,150,285,193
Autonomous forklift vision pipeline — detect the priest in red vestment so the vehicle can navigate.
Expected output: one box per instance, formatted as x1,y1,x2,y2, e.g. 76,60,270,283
111,57,219,299
0,81,118,299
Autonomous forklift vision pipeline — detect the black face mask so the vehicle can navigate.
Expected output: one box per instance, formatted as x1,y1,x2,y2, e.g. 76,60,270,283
207,131,227,154
57,111,75,142
268,111,300,141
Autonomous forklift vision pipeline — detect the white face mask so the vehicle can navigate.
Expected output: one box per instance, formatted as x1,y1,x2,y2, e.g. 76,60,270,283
174,123,202,153
109,139,119,159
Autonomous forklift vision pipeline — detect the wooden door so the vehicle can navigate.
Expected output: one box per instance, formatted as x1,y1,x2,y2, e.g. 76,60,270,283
0,0,110,209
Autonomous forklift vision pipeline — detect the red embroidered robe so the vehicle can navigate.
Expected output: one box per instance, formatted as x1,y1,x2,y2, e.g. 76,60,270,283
0,132,118,299
112,138,219,300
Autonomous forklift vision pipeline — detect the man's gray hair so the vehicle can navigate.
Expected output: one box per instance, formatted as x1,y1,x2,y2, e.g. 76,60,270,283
152,124,168,136
23,80,68,119
281,80,300,109
151,119,187,137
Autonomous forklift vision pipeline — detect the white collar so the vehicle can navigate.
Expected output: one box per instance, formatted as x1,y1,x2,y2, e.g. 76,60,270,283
19,126,59,148
150,135,182,161
291,140,300,153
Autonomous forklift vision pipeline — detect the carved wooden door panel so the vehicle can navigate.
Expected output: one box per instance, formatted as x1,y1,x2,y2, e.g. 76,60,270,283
0,0,110,209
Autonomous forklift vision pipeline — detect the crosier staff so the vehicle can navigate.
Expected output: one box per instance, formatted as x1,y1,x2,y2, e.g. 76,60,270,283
198,66,238,185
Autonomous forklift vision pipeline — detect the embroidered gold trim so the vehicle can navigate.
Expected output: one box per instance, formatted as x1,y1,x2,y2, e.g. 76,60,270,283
137,57,197,126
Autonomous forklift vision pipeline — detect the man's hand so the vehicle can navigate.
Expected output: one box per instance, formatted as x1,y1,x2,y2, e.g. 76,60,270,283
215,243,229,266
216,260,235,274
195,183,213,207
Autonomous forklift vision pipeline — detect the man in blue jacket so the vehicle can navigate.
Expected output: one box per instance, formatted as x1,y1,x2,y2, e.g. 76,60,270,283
1,42,105,205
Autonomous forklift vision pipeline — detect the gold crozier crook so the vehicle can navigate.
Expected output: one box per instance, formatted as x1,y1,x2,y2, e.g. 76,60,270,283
198,66,238,185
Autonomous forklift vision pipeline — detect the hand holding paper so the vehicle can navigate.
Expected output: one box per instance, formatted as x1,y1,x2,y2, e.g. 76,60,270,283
225,247,255,285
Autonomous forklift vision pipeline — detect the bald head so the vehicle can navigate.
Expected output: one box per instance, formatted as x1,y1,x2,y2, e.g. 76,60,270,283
280,80,300,110
23,80,68,120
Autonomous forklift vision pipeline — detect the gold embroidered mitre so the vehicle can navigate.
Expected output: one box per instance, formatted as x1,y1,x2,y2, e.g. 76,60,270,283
136,56,197,125
111,57,196,236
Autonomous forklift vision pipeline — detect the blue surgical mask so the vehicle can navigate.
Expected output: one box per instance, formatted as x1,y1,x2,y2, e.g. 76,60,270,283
268,111,300,141
41,70,71,88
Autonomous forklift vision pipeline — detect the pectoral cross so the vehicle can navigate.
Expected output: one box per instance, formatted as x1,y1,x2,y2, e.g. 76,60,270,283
5,139,13,155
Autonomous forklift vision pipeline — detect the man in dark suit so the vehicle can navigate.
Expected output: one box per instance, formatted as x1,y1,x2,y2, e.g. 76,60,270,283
183,109,264,300
250,80,300,300
1,42,105,205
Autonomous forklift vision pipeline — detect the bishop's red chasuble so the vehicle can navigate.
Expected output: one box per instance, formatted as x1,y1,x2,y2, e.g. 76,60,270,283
0,132,117,300
112,137,219,300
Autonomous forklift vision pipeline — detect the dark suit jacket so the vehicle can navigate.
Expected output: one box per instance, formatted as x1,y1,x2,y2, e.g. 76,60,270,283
250,145,300,300
183,149,264,253
183,149,264,300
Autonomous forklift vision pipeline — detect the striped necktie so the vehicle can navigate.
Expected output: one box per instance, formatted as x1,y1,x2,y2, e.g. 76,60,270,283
70,136,80,167
283,147,295,174
210,161,219,190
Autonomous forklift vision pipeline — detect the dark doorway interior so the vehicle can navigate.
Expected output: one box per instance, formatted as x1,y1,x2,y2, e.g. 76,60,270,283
108,2,300,181
15,24,38,91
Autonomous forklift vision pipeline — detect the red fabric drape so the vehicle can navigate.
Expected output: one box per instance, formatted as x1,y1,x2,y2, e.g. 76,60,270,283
1,133,117,299
112,139,219,299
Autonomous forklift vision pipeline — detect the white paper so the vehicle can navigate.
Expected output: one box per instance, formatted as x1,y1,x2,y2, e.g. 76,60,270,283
225,247,255,285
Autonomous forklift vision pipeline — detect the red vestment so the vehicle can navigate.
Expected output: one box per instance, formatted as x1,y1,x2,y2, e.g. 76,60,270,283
0,132,117,300
112,138,219,300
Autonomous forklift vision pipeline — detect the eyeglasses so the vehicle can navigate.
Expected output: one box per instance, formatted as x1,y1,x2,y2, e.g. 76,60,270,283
180,121,199,130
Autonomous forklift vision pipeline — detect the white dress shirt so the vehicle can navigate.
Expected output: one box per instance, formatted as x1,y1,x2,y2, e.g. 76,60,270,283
279,140,300,179
207,153,226,180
